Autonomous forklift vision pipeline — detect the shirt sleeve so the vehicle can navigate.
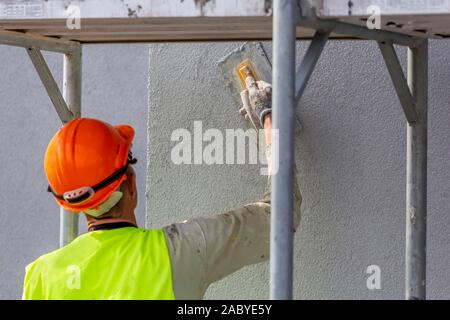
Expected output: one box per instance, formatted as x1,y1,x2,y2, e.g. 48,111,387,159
162,199,271,299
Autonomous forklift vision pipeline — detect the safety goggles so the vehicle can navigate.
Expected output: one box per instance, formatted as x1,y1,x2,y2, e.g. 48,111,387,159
47,152,137,205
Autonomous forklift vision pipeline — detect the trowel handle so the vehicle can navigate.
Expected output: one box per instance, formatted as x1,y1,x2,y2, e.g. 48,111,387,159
240,90,251,109
244,68,257,89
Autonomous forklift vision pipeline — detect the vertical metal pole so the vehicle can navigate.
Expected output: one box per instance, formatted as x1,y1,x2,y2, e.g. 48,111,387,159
271,0,296,300
406,41,428,300
60,47,82,247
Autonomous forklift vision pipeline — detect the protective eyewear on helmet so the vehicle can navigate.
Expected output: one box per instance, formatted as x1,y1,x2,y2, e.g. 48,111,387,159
47,152,137,205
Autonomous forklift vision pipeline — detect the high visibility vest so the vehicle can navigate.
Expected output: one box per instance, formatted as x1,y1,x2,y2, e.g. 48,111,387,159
22,227,175,300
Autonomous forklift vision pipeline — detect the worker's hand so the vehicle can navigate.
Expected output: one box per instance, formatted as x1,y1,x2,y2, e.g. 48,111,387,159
245,80,272,127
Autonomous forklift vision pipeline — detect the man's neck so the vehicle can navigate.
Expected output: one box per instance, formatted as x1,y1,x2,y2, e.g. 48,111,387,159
86,209,138,231
88,220,137,232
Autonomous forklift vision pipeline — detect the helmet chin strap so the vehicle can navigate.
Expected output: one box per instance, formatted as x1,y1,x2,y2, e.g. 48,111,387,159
83,191,123,217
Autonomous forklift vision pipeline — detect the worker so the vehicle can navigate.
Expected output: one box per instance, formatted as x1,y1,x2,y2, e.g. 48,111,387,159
22,80,302,299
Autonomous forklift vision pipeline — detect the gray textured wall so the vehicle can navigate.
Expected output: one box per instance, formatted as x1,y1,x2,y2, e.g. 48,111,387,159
147,40,450,299
0,39,449,300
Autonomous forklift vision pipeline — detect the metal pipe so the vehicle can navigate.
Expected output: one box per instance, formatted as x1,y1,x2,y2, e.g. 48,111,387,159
295,31,329,106
406,40,428,300
378,41,418,124
26,48,74,123
271,0,296,300
60,47,82,247
329,20,421,47
0,29,79,54
296,2,420,48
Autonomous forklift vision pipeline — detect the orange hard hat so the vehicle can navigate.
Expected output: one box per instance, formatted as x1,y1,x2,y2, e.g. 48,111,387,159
44,118,136,212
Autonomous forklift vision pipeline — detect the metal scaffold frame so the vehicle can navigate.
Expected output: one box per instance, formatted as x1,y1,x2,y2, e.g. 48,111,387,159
0,0,435,300
271,0,428,301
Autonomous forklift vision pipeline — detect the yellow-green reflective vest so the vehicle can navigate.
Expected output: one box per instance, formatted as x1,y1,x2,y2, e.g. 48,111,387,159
22,227,175,300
